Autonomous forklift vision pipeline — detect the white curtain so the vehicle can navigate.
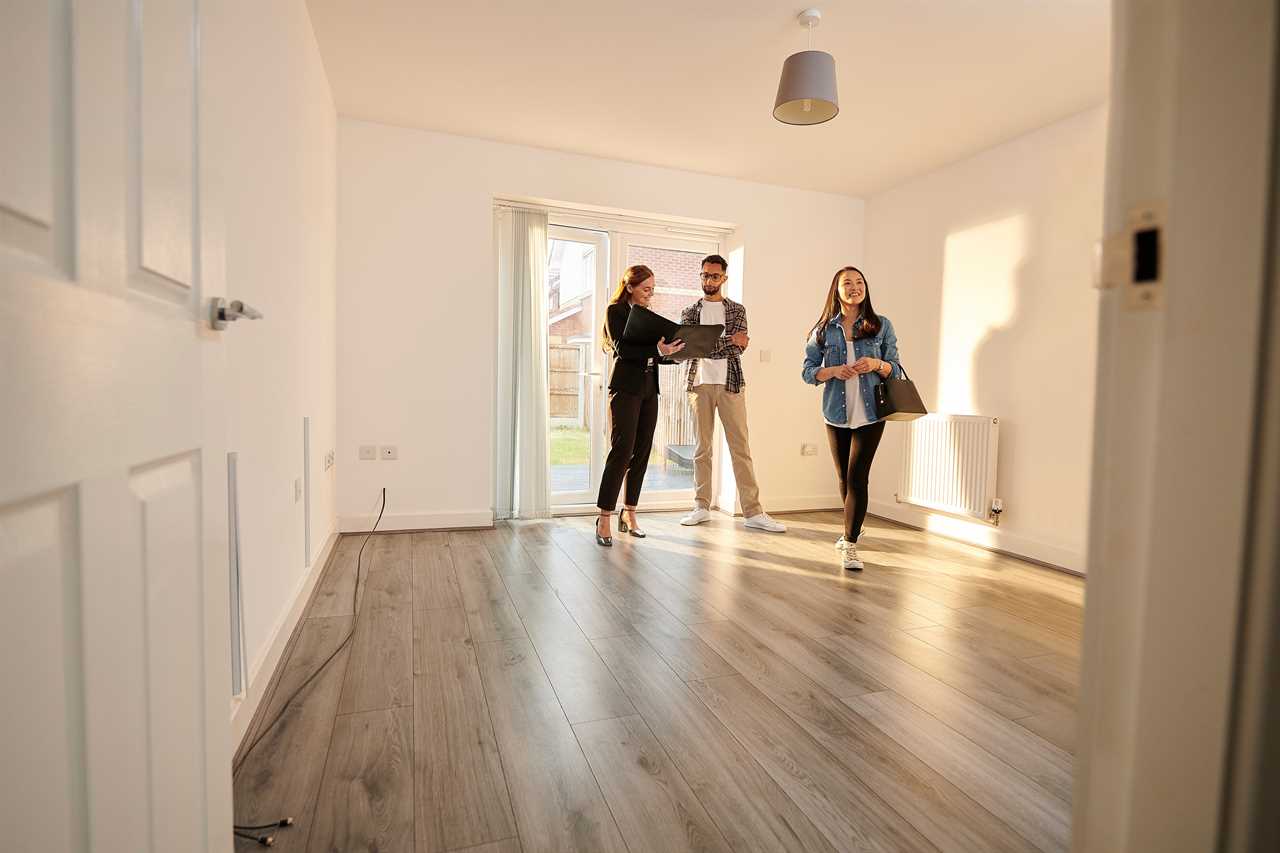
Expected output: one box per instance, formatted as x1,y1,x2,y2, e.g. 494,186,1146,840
494,207,551,519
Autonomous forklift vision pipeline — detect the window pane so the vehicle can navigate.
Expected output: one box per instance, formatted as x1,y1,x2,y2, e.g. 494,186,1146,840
548,238,596,494
624,243,707,494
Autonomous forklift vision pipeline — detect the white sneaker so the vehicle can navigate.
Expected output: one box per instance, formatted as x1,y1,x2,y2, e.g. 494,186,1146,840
835,535,848,550
681,507,712,526
839,541,864,571
744,513,787,533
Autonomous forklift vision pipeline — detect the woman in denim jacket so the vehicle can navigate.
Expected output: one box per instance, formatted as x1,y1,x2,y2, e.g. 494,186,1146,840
801,266,901,571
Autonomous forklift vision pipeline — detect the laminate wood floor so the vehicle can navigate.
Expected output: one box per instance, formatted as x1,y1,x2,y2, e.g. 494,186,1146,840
233,511,1083,852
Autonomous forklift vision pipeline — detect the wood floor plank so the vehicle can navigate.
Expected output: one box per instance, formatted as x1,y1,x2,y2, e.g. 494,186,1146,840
1017,710,1079,756
340,542,413,714
517,540,636,638
412,532,464,611
413,609,517,853
551,531,735,680
592,634,839,853
450,533,528,643
831,625,1056,720
369,532,414,576
597,539,730,624
233,616,354,853
689,620,1037,853
449,840,522,853
573,714,733,853
475,639,628,853
1023,653,1082,683
308,535,361,618
502,571,635,723
909,622,1069,662
957,604,1085,655
818,633,1073,805
690,617,883,698
690,675,939,853
308,707,414,853
847,691,1070,853
478,525,542,576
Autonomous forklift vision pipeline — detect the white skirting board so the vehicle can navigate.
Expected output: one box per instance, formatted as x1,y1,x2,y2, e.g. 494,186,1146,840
338,509,493,533
230,526,338,749
867,498,1085,575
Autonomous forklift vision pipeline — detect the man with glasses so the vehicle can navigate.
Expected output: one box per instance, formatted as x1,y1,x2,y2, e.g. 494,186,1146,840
679,255,786,532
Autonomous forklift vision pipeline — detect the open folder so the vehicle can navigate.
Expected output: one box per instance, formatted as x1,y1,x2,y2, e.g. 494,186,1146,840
621,305,724,362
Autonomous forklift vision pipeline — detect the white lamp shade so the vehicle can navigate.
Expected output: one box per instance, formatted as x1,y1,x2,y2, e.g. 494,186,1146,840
773,50,839,125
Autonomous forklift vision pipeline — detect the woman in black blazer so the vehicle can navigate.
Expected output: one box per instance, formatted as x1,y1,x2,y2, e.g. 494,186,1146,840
595,265,685,545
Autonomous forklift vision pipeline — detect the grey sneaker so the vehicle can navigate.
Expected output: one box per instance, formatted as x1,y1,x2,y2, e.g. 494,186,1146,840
839,541,864,571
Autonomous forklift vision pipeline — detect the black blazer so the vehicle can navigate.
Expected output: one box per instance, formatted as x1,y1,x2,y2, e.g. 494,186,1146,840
604,302,674,394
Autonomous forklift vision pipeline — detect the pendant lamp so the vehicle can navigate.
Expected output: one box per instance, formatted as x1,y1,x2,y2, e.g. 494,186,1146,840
773,8,839,125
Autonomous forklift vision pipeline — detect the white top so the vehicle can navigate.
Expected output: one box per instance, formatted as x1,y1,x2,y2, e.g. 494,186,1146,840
825,337,870,429
696,300,729,386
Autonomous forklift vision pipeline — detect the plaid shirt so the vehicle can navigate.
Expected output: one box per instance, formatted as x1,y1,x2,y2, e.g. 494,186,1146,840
681,297,747,393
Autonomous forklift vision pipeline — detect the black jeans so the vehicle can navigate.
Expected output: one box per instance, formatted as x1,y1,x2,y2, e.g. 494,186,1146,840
597,369,659,512
826,420,886,542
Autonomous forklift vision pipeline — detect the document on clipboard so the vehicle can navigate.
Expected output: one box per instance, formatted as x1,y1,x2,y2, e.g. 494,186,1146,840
621,305,724,362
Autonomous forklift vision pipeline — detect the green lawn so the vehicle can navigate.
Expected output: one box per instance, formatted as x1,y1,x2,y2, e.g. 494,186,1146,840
551,426,589,466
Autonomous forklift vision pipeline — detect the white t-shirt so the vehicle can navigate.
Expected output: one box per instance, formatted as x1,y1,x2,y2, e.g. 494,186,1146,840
826,337,870,429
696,300,729,386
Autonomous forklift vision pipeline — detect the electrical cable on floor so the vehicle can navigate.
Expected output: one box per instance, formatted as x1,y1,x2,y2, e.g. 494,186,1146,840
230,487,386,845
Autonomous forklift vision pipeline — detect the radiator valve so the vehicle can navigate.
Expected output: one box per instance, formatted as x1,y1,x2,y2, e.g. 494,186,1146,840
989,498,1004,525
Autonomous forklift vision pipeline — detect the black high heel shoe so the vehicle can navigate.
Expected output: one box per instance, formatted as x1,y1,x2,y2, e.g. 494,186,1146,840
595,515,613,547
618,510,646,538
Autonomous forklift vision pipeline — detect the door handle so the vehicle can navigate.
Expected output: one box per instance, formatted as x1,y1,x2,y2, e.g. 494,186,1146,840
210,297,264,330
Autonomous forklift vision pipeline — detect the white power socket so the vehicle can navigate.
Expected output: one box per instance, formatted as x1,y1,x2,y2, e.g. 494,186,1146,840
801,443,818,456
380,445,398,461
358,445,376,461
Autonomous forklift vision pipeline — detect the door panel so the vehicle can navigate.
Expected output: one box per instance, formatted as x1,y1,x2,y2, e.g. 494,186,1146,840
0,1,229,851
547,225,607,506
613,233,718,503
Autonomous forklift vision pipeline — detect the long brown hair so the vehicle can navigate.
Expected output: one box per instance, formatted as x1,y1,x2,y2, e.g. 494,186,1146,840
602,264,655,352
808,266,882,346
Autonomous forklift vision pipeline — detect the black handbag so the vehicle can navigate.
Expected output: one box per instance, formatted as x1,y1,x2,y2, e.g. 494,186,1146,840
874,365,928,421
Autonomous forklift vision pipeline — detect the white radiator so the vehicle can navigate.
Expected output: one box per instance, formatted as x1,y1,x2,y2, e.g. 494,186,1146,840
897,414,1002,524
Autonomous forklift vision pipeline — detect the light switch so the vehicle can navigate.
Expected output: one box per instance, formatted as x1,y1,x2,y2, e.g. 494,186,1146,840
358,445,376,461
380,445,398,460
759,349,772,363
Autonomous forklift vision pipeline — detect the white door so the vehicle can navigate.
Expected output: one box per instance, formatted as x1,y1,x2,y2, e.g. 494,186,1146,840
547,225,609,506
611,232,720,507
1,3,232,852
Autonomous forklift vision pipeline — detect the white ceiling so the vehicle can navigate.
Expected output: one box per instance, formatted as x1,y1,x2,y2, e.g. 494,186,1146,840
305,0,1110,197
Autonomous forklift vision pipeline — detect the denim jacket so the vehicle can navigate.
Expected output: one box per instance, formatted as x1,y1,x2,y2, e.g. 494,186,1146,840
801,313,902,426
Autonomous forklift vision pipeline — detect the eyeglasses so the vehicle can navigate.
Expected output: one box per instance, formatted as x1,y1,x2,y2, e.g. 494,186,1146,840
699,273,726,282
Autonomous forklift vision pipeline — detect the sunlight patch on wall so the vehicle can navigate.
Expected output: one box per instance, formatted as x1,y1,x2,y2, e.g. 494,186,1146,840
938,215,1027,413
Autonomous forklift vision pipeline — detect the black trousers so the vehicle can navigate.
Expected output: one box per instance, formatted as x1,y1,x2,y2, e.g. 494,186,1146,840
597,370,659,512
826,420,886,542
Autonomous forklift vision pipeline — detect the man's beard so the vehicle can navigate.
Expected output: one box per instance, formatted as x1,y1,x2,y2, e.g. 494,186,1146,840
702,283,721,296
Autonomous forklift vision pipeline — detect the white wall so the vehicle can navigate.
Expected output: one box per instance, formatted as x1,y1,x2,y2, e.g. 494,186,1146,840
210,0,338,736
337,118,865,530
863,107,1107,572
